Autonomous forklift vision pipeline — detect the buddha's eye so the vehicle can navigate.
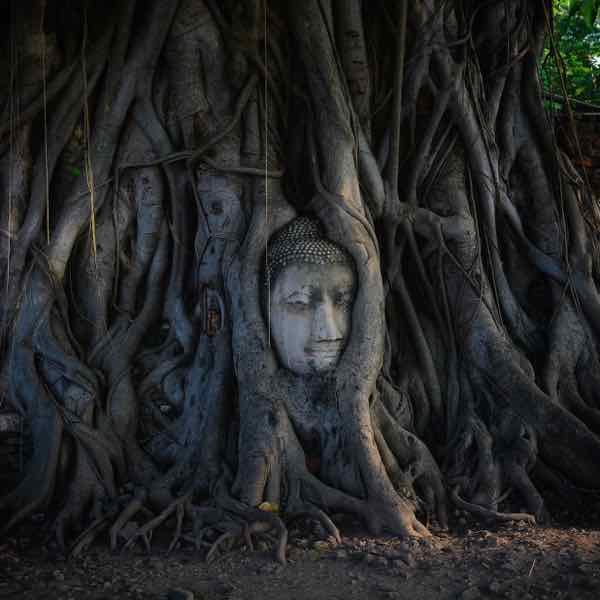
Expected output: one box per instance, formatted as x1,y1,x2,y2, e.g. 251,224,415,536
285,298,310,309
334,291,353,309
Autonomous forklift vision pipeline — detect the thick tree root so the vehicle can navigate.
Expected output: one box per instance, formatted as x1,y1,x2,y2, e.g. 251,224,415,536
69,517,112,559
121,493,192,553
205,515,287,565
450,487,536,525
284,501,342,545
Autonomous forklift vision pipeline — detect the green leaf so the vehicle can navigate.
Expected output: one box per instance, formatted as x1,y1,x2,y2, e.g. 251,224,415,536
568,0,600,24
569,0,584,16
546,0,600,105
70,166,82,177
582,0,600,27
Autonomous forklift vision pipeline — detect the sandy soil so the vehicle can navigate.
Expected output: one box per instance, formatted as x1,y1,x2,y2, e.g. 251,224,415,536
1,512,600,600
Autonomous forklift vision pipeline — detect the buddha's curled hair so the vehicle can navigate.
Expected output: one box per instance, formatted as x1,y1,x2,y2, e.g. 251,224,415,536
265,215,353,288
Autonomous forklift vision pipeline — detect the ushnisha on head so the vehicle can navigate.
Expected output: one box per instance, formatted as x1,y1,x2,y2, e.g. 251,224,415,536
265,216,356,376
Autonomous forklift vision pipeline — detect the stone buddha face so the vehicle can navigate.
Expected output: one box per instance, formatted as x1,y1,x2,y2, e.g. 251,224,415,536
267,217,356,376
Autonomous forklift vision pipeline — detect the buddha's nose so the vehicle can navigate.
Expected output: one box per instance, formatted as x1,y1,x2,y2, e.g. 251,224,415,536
313,300,343,342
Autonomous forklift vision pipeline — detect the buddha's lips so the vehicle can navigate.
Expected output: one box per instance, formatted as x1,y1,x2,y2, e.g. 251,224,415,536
304,343,343,359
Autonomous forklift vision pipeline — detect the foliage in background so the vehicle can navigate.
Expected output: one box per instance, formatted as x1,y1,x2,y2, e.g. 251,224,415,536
542,0,600,106
569,0,600,27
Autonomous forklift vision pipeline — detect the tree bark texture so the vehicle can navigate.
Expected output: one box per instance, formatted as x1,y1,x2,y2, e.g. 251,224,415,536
1,0,600,560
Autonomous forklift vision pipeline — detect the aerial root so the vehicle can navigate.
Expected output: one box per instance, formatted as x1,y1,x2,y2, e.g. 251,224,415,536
69,516,112,558
121,493,192,553
285,501,342,545
206,527,239,564
167,501,186,554
507,465,547,522
109,491,148,552
450,486,536,525
242,522,254,551
180,533,213,550
205,513,288,565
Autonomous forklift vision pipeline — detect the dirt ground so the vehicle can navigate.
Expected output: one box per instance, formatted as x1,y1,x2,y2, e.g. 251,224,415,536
1,510,600,600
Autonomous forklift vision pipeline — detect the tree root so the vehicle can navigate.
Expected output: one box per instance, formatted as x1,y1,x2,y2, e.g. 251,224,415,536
109,489,148,552
372,394,448,528
284,501,342,545
106,491,291,564
205,515,287,565
121,493,192,553
450,486,536,525
69,516,112,559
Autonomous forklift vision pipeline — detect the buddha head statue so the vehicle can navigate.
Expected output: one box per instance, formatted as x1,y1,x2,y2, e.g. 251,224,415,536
265,216,356,376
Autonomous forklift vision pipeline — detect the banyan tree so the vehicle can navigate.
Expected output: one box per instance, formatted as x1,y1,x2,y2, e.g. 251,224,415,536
2,0,600,560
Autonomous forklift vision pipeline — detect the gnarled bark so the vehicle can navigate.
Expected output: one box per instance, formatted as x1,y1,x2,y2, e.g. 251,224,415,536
2,0,600,561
